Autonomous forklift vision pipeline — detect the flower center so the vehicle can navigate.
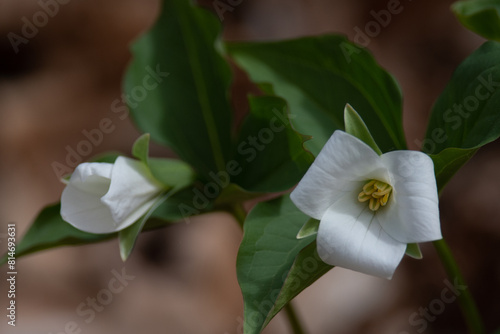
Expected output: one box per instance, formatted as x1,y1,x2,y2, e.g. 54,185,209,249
357,180,392,212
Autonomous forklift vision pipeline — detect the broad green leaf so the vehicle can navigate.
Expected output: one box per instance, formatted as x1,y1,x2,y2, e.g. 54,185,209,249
425,42,500,151
296,218,320,239
226,35,406,156
237,195,318,334
344,103,382,155
263,241,333,328
0,204,113,266
424,41,500,190
132,133,150,164
452,0,500,41
0,189,197,266
124,0,232,180
241,211,419,334
231,95,314,192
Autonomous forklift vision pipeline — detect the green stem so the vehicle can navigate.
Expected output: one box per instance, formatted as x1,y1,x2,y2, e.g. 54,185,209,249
433,239,484,334
230,202,247,228
284,302,306,334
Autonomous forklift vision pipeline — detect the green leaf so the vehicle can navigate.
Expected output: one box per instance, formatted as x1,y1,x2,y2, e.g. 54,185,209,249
148,157,196,191
344,103,382,155
0,204,113,265
237,195,330,334
226,35,406,156
215,183,264,205
231,95,314,192
124,0,232,180
452,0,500,41
425,42,500,151
132,133,150,164
296,218,320,239
0,189,197,266
424,41,500,190
264,241,333,328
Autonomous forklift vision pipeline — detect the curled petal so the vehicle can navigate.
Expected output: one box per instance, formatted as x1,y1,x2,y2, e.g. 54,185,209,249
317,193,406,279
378,151,442,243
61,163,117,234
67,162,113,193
61,158,163,234
291,131,387,219
101,157,163,223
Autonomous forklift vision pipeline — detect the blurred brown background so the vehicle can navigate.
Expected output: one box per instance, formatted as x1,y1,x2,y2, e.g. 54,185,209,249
1,0,499,333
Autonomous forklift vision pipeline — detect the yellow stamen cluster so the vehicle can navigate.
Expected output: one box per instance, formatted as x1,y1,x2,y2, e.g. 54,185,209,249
358,180,392,212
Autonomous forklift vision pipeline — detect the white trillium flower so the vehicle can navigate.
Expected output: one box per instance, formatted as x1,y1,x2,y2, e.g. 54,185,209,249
61,156,164,234
291,131,442,279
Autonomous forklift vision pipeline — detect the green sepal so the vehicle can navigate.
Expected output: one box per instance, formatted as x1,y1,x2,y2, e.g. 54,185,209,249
119,192,170,261
344,103,383,155
148,158,196,192
296,218,320,239
132,133,150,164
405,243,423,259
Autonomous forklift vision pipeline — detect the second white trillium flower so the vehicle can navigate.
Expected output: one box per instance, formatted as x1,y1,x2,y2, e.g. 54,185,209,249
61,156,164,234
291,131,442,279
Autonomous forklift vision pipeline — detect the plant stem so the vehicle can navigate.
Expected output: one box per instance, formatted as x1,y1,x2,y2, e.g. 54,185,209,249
433,239,484,334
284,302,306,334
230,202,247,228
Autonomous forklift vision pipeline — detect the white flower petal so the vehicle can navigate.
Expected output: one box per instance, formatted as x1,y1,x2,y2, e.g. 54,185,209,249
100,157,162,223
68,162,113,194
291,131,388,219
378,151,442,243
112,196,158,231
317,192,406,279
61,163,118,234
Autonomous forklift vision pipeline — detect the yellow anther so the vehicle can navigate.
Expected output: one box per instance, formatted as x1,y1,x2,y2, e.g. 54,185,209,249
358,192,371,202
374,181,388,191
380,193,390,206
362,180,376,195
372,186,392,198
363,180,376,190
358,179,392,211
369,198,380,211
